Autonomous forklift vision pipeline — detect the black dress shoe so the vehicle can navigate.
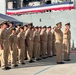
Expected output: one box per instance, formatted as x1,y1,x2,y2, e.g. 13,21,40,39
42,57,46,59
24,58,28,60
5,67,11,70
14,64,18,67
32,57,35,59
53,54,56,56
29,60,34,63
67,59,71,61
40,55,42,57
21,62,25,65
48,56,53,57
64,59,71,61
57,62,64,64
60,62,64,64
36,58,41,61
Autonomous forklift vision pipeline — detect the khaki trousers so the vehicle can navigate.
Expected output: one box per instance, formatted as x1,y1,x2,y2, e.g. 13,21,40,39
40,42,42,56
1,43,9,68
52,40,56,55
41,41,47,57
25,45,27,58
47,41,52,56
27,40,33,61
25,40,28,58
18,46,25,63
55,41,62,62
63,39,70,60
10,44,17,66
8,51,11,62
33,42,40,59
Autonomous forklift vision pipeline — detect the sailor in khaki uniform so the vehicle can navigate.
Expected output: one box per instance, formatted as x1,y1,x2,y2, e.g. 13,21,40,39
8,21,14,35
38,26,42,57
0,21,11,70
47,26,53,57
9,27,18,67
52,27,56,56
40,26,47,59
54,22,64,64
33,26,41,60
17,26,25,64
16,23,21,35
63,23,71,61
24,25,28,60
25,23,34,63
31,26,35,58
8,21,14,62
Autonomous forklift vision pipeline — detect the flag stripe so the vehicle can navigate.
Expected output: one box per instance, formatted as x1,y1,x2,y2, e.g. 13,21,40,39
6,2,74,15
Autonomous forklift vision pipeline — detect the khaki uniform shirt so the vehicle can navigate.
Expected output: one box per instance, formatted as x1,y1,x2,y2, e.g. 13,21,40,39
9,34,18,50
33,31,40,42
40,30,47,42
47,30,52,42
7,27,13,36
17,32,25,48
25,29,34,41
54,29,63,42
63,29,71,40
16,28,20,35
0,28,9,49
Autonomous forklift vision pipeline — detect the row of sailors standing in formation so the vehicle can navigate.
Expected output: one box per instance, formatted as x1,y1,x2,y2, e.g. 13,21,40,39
0,21,71,70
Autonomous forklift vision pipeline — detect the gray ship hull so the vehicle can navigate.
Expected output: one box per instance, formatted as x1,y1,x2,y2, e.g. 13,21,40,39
12,10,76,48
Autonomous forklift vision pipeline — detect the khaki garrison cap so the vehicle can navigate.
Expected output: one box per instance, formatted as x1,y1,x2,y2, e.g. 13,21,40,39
11,27,16,31
56,22,62,27
39,26,42,28
24,25,28,27
2,21,8,26
16,23,21,26
8,21,13,24
35,26,39,29
65,22,70,26
20,26,24,30
43,26,47,28
48,26,51,28
28,22,33,26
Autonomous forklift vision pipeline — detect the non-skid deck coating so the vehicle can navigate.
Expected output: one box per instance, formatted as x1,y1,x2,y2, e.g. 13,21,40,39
0,52,76,75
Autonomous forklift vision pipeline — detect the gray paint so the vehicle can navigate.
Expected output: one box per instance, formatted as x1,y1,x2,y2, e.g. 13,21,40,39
11,10,76,47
